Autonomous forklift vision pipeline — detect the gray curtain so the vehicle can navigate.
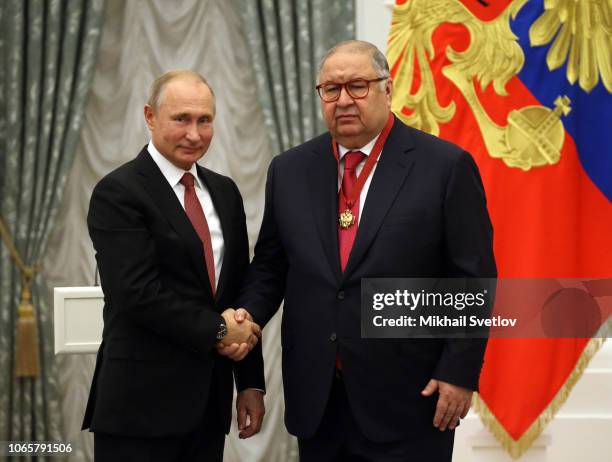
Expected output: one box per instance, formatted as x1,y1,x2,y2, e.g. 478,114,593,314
0,0,104,451
241,0,355,155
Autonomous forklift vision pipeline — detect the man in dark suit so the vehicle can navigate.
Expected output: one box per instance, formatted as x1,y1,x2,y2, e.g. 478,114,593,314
83,70,265,462
232,41,496,461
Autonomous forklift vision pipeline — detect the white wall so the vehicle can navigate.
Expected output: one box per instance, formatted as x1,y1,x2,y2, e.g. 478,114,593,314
355,1,612,460
355,0,394,54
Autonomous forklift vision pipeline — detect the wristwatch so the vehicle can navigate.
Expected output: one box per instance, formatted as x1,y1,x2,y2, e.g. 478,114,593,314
216,320,228,340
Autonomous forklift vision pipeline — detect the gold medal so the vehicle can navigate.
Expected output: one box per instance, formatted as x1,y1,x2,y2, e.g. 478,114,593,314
339,209,355,229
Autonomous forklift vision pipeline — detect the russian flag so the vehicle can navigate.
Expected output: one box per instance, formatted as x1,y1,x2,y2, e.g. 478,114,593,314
388,0,612,456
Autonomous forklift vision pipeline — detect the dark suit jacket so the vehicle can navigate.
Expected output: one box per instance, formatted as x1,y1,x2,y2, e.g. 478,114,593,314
238,117,496,442
82,147,264,438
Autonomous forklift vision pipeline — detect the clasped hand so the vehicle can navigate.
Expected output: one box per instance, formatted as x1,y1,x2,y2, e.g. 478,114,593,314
216,308,260,361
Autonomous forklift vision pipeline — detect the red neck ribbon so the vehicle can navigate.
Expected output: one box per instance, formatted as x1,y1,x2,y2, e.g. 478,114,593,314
331,112,395,208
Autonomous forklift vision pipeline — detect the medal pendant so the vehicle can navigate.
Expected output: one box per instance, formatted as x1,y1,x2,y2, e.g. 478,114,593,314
339,209,355,229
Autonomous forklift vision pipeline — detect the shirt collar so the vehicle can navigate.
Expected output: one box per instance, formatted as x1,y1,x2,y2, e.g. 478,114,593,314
337,132,381,161
147,141,203,189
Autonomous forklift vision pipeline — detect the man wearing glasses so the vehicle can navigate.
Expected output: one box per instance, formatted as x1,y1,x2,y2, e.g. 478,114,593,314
231,40,496,461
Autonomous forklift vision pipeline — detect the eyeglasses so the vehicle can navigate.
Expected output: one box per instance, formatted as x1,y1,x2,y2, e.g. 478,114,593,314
316,77,388,102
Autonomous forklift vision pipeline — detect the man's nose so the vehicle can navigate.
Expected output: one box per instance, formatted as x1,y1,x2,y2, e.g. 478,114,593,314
185,122,199,141
336,86,354,107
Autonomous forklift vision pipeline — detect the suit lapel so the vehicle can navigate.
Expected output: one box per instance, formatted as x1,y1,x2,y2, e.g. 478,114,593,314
135,149,213,297
342,121,416,279
307,135,342,282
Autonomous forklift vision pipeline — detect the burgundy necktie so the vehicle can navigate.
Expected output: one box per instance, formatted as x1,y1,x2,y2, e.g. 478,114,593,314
338,151,366,272
180,173,216,295
336,151,365,371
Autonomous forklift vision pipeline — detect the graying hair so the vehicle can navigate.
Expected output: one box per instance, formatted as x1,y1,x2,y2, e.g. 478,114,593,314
318,40,390,83
148,69,216,112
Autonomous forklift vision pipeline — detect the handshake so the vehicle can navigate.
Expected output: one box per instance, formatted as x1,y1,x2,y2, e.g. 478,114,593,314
216,308,261,361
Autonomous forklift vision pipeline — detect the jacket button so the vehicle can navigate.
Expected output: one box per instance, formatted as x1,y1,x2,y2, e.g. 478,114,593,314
337,291,345,300
330,332,337,342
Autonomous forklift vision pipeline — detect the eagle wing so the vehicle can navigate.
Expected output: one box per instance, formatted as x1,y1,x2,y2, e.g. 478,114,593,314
530,0,612,93
388,0,528,135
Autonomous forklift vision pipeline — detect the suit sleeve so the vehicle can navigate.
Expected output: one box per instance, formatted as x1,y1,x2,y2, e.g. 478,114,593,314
88,175,223,356
234,341,265,392
236,156,289,328
432,151,497,390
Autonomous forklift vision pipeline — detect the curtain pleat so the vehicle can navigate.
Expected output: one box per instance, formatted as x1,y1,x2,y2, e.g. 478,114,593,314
241,0,355,154
0,0,104,452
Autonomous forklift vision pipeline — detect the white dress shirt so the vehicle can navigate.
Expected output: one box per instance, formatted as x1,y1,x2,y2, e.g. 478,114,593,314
337,133,382,222
147,141,224,289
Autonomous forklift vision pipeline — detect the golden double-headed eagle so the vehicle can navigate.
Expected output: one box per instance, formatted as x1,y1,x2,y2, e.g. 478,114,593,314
387,0,611,170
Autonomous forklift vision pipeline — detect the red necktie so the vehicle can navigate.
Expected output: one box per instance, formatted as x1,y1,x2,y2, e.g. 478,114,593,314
336,151,365,371
180,173,216,295
338,151,366,272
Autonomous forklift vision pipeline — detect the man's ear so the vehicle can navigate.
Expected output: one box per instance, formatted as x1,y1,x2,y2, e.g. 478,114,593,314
144,104,155,131
385,78,393,105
